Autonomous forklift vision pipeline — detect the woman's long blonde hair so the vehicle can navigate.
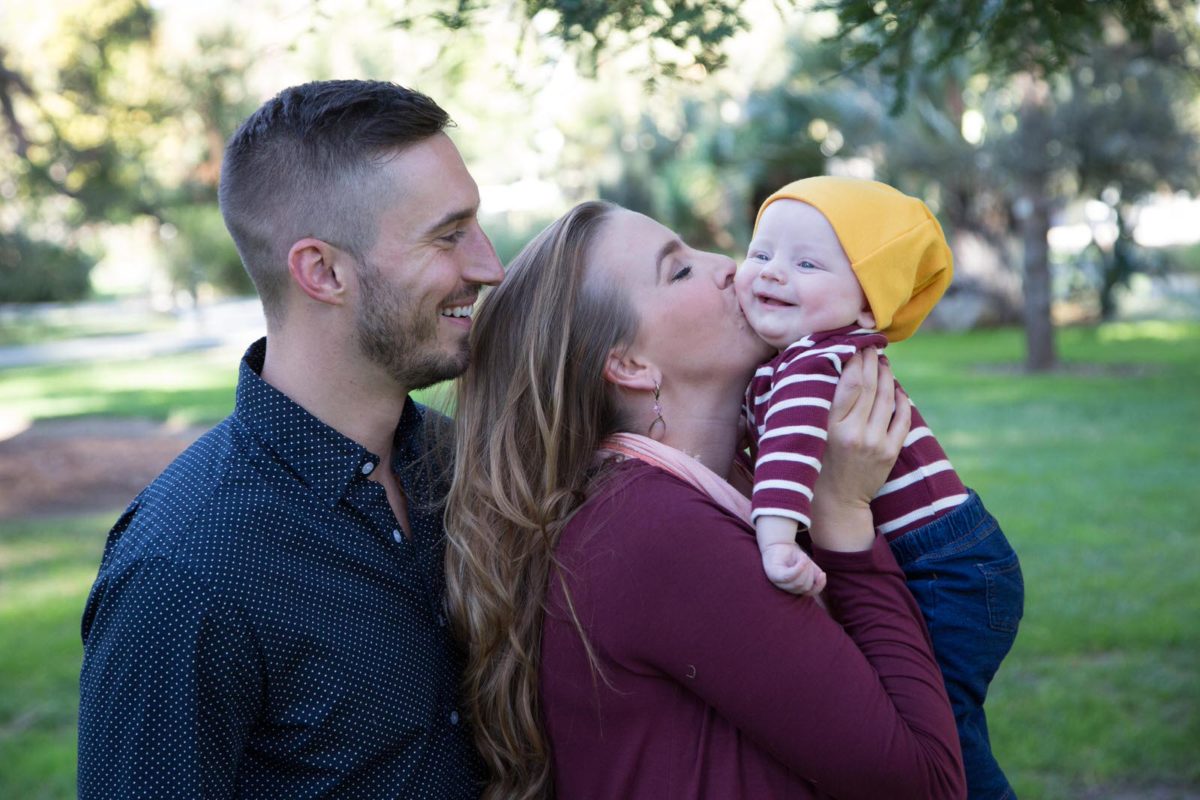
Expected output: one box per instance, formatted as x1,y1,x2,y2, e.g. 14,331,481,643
444,201,639,800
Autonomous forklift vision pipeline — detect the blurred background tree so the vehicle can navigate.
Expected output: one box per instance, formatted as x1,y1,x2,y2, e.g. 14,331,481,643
1,0,1198,369
790,0,1200,368
410,0,1200,369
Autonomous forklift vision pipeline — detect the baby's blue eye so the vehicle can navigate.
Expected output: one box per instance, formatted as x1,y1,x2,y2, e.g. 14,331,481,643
797,260,817,270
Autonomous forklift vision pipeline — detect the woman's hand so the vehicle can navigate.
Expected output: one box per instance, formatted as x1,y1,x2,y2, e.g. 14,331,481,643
809,348,911,552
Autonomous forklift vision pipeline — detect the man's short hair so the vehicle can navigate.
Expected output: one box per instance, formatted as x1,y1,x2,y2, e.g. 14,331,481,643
218,80,451,324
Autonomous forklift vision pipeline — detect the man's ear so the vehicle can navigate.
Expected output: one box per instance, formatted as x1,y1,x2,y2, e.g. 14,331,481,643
603,347,660,393
287,238,349,306
857,303,876,330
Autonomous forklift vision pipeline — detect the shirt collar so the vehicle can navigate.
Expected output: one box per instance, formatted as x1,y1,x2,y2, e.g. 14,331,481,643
799,324,877,348
233,338,426,508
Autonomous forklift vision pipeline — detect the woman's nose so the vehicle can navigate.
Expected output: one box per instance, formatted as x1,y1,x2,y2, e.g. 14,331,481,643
712,254,737,289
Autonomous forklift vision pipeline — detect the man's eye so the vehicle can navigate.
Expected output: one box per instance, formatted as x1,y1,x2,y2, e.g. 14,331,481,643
670,265,693,281
439,230,466,244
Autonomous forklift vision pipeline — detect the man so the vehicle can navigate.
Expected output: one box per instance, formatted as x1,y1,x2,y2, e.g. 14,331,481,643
78,80,504,798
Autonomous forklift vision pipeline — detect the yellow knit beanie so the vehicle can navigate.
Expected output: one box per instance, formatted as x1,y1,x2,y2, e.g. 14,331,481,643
755,176,953,342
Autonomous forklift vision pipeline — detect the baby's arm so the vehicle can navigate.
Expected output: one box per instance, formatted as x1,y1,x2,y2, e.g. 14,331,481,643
756,514,827,596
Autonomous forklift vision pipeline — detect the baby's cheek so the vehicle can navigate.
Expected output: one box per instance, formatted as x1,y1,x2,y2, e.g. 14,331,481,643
733,266,755,305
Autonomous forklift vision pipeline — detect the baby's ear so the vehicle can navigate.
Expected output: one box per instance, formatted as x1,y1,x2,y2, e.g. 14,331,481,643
857,305,877,330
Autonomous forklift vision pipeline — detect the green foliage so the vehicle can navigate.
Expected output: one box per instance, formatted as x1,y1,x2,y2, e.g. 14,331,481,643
600,99,754,250
1,5,254,303
1163,242,1200,274
817,0,1177,112
0,232,94,303
161,204,253,298
484,214,560,267
599,35,839,253
410,0,750,76
0,0,162,223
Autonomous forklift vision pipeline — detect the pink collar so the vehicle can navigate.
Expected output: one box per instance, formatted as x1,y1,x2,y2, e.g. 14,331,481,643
599,433,752,524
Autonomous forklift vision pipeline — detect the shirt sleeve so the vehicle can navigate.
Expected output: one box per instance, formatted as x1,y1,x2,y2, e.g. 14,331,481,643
78,553,262,799
750,352,842,527
600,471,965,799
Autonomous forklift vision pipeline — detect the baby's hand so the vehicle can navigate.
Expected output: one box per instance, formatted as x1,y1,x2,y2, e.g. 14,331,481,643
761,541,827,597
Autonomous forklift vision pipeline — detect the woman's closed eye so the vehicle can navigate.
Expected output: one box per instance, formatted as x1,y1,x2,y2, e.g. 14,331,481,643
670,264,693,281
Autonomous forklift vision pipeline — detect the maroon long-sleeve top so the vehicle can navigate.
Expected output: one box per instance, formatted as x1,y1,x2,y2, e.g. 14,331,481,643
541,460,966,799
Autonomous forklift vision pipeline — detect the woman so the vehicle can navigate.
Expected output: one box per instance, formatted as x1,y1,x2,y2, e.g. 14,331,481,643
444,201,965,799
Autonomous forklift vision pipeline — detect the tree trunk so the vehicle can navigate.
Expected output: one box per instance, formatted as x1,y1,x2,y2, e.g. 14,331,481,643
1019,190,1056,371
1099,207,1135,321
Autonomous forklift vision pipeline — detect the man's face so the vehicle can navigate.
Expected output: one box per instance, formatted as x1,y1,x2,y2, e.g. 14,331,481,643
352,133,503,391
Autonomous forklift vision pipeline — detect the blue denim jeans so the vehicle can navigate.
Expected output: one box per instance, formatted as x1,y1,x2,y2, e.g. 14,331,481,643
888,490,1024,800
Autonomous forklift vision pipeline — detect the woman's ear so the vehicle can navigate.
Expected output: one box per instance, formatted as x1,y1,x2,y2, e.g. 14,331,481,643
287,238,349,306
603,347,660,393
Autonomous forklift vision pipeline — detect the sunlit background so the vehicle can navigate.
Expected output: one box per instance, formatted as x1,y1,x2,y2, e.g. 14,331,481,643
1,1,1198,798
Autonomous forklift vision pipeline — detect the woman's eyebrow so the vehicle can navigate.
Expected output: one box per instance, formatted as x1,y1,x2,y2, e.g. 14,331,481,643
655,238,683,282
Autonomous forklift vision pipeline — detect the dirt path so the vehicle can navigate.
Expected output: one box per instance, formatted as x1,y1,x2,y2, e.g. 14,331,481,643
0,418,207,520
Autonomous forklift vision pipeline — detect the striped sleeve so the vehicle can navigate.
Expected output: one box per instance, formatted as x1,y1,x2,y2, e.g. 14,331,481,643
749,351,844,527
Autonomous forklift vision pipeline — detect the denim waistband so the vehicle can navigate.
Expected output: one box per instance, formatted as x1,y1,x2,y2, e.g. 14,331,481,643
887,489,997,566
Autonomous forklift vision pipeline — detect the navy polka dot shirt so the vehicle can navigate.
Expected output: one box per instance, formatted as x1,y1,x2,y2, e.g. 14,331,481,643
78,338,483,799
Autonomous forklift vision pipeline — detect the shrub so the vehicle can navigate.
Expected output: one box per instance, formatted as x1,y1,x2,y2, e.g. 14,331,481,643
0,232,94,303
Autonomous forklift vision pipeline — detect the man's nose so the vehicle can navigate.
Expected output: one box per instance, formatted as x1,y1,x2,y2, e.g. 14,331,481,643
464,225,504,286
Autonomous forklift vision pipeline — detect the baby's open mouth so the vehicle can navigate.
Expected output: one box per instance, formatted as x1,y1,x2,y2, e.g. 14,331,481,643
756,294,793,307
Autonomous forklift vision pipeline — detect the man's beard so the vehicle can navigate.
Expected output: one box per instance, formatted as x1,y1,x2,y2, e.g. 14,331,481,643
354,261,470,391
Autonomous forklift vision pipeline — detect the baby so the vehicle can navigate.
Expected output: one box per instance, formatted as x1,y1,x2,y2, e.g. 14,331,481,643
735,176,1023,800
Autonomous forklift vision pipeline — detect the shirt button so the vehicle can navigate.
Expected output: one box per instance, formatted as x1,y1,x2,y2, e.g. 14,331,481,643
361,461,375,476
392,529,402,543
449,710,460,725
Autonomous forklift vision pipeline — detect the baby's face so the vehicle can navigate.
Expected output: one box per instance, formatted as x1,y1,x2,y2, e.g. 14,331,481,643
734,199,872,350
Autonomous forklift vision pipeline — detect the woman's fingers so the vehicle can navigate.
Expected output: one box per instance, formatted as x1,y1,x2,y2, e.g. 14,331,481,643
830,349,871,426
865,352,896,436
828,352,861,424
885,387,913,456
829,348,884,433
855,347,879,425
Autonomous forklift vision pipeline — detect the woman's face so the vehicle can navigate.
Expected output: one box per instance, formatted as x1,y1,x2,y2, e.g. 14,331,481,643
589,209,773,387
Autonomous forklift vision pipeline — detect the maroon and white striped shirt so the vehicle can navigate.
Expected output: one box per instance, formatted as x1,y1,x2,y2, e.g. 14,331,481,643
746,326,968,541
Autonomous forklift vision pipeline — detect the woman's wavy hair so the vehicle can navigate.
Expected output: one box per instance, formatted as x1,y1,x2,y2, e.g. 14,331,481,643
444,200,637,800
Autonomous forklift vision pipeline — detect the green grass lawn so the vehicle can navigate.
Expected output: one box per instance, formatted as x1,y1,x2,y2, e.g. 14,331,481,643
1,321,1198,798
888,322,1200,798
